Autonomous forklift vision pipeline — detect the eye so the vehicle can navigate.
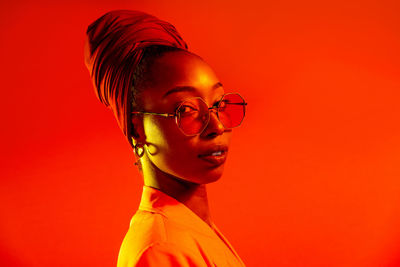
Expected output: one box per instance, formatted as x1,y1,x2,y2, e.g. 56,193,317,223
181,105,197,112
214,94,227,108
220,100,228,107
177,104,199,117
216,100,229,111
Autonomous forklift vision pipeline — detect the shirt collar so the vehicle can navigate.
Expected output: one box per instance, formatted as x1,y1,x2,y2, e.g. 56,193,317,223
137,185,218,238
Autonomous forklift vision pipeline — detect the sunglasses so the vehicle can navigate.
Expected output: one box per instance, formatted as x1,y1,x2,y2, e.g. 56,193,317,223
131,92,247,136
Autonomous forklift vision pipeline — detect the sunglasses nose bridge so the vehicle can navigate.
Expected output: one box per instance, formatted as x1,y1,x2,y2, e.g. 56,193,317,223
204,106,220,123
203,106,224,132
208,105,218,114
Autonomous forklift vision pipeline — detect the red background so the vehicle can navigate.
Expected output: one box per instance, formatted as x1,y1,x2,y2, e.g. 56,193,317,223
1,0,400,266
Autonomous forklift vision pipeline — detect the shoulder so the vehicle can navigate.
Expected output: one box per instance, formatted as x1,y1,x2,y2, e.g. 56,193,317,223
117,210,205,267
131,242,204,267
118,211,166,261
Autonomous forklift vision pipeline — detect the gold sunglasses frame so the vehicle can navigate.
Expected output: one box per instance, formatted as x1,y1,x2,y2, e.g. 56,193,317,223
131,92,247,136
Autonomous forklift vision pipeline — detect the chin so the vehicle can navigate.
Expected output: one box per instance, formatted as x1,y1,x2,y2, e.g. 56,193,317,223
192,167,225,185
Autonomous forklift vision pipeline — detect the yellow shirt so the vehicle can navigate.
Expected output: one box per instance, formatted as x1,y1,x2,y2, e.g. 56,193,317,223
117,185,246,267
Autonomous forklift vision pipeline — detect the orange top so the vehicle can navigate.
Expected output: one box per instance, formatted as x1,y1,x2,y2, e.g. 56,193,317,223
117,185,246,267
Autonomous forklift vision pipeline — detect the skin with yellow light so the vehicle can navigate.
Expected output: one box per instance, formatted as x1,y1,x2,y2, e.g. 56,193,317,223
131,50,232,227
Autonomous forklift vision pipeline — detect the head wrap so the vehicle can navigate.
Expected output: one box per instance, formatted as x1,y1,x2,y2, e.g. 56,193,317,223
84,10,188,148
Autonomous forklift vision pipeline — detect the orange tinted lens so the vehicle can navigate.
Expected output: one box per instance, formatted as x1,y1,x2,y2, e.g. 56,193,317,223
177,98,209,135
218,94,245,128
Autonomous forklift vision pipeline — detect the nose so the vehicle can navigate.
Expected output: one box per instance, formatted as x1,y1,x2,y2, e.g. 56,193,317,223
201,109,225,137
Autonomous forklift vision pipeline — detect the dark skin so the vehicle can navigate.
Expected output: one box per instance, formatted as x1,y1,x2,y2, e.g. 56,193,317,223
131,51,232,227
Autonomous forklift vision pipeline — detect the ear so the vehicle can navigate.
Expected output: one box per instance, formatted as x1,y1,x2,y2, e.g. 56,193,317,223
131,115,145,141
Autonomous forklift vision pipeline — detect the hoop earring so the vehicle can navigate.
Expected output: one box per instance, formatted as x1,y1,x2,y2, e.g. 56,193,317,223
134,142,145,158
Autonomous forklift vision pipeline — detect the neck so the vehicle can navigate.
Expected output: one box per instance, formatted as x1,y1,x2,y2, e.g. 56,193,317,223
141,156,212,227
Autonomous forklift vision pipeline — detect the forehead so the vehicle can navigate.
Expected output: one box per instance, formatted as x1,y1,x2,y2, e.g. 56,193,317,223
140,51,222,109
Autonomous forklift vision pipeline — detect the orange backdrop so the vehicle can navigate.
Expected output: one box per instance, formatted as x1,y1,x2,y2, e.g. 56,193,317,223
1,0,400,266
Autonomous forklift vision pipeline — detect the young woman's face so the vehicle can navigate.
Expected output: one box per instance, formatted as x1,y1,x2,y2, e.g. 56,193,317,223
136,51,233,184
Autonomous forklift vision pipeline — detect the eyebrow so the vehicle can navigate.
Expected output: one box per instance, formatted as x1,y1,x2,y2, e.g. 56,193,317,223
162,82,223,98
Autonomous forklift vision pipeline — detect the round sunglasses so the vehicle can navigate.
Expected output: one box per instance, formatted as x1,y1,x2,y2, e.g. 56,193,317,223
131,92,247,136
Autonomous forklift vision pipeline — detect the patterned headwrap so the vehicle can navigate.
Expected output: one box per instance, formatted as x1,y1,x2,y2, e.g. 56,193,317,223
84,10,188,148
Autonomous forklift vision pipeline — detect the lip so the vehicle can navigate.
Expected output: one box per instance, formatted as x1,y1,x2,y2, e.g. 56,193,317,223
198,145,229,166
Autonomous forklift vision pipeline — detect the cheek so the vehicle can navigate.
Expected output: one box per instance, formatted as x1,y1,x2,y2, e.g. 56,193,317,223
143,116,192,160
143,116,170,148
142,116,232,183
143,116,205,177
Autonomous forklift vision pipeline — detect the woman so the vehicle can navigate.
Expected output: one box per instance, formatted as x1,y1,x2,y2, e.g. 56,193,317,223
84,10,247,266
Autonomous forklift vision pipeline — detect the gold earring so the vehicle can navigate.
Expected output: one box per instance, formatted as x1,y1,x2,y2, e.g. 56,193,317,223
134,142,145,158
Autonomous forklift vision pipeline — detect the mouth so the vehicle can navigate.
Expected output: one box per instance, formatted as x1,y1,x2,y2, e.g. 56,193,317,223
198,145,228,166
